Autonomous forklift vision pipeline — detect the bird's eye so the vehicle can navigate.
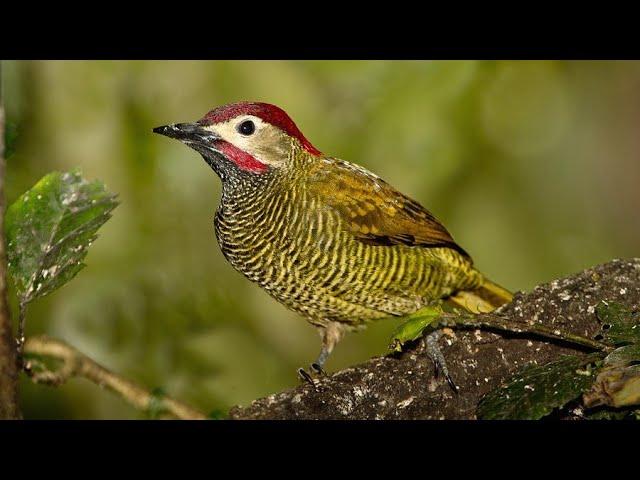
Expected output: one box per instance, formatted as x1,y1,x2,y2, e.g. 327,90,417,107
237,120,255,136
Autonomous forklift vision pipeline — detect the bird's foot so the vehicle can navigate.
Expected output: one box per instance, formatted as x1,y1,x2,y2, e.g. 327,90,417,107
425,330,458,393
297,363,327,385
297,368,314,384
311,363,326,376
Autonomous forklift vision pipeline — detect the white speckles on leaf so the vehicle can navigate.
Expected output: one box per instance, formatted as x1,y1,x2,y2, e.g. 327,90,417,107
5,171,118,305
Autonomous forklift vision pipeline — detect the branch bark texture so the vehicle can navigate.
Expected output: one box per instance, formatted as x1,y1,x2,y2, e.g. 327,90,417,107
0,71,22,419
230,258,640,420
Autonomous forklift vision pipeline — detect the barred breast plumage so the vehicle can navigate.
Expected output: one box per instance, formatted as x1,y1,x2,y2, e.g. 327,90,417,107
214,148,484,331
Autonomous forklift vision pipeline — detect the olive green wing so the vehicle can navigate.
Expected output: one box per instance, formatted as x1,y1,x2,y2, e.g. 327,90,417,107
308,159,471,259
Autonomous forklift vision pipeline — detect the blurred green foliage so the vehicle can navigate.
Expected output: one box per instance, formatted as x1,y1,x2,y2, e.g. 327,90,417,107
3,60,640,419
4,120,18,158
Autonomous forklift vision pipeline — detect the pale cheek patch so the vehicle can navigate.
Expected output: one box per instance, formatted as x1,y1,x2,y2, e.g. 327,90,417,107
204,117,289,168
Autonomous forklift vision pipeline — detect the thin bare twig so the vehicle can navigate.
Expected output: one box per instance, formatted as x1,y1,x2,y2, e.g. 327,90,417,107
17,301,26,357
437,312,614,353
24,335,207,420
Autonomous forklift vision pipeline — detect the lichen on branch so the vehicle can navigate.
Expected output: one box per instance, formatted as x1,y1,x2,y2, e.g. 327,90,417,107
230,258,640,420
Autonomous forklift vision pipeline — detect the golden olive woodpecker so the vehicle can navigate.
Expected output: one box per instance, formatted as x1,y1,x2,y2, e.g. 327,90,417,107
154,102,512,376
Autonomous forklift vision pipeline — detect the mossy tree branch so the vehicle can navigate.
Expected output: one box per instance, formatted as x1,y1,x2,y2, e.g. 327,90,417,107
230,259,640,420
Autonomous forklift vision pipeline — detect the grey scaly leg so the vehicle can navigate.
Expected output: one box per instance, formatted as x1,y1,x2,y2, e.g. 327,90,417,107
297,344,330,383
311,345,329,375
297,344,330,384
298,322,343,384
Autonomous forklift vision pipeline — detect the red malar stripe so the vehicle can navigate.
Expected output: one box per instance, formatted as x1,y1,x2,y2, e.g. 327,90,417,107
215,141,269,173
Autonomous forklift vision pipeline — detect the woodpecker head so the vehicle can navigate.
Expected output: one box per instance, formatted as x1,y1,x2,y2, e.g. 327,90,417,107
153,102,322,179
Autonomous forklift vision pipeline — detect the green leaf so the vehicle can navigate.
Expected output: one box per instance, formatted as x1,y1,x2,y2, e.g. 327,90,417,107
584,408,636,420
604,344,640,368
389,305,443,352
5,170,118,305
595,301,640,345
477,353,603,420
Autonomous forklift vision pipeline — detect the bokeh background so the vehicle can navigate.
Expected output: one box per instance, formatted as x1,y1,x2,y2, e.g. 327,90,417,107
2,60,639,418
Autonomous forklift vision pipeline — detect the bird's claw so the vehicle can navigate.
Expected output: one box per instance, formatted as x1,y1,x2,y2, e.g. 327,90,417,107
425,330,458,393
297,367,314,384
444,371,459,393
298,363,326,385
311,363,326,376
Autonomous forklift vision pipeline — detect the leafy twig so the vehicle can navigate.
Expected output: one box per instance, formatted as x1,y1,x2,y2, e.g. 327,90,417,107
24,335,207,420
390,306,614,355
5,170,210,419
5,171,119,356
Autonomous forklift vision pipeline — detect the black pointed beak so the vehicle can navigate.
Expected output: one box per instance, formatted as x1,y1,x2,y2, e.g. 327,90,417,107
153,123,219,143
